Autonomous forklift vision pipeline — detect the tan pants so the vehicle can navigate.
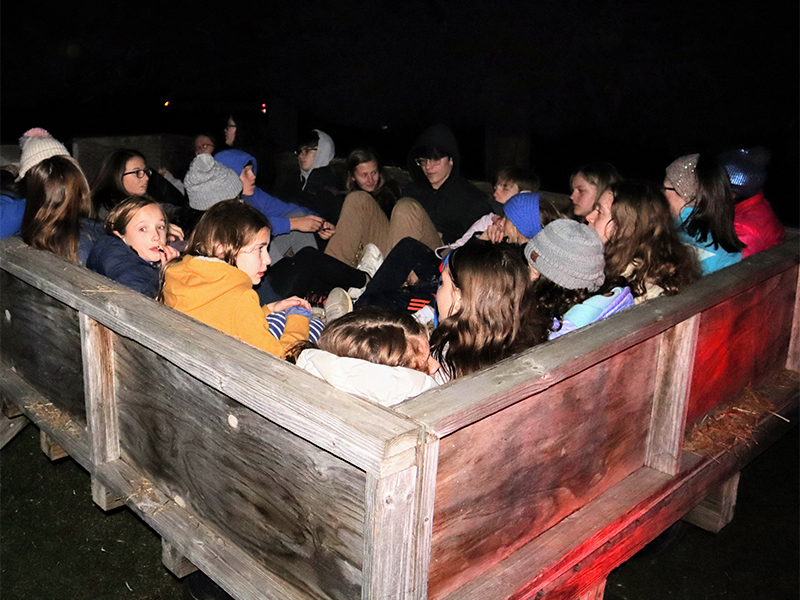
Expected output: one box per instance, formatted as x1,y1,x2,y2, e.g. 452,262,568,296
324,191,443,266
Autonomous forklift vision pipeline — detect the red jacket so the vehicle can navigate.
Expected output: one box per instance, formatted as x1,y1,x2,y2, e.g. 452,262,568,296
734,192,785,258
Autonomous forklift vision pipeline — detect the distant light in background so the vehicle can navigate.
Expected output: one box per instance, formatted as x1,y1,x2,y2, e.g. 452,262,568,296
164,101,169,107
262,103,267,114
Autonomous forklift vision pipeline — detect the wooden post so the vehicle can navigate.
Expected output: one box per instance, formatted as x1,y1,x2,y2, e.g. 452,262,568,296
576,579,607,600
363,465,420,599
0,410,28,449
2,398,22,419
682,472,741,533
645,316,700,475
161,538,198,578
40,430,68,460
80,314,123,510
787,266,800,372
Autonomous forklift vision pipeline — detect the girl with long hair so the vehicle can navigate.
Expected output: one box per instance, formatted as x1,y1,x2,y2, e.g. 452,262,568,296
431,241,542,380
569,162,622,219
663,153,744,274
586,180,700,302
21,155,103,265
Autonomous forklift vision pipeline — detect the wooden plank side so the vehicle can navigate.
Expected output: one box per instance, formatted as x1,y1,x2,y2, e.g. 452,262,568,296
397,237,799,435
0,240,422,474
427,337,659,600
687,267,797,424
0,270,86,425
644,315,700,475
682,472,740,533
0,411,28,449
363,467,419,599
0,365,91,470
113,335,366,600
445,387,798,600
787,265,800,372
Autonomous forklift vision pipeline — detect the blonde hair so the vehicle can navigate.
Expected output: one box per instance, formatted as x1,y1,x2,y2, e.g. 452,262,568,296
103,195,167,236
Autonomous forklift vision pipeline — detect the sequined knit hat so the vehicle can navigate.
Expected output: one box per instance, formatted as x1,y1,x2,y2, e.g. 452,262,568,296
664,154,700,201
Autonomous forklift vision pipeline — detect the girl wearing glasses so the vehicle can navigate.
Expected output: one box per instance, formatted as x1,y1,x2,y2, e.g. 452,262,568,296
662,154,744,275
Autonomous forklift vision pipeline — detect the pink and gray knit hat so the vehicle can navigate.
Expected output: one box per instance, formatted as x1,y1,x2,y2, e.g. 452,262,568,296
17,128,71,181
664,153,700,202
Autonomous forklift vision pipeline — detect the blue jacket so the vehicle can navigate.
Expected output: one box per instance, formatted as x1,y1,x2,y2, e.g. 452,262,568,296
675,207,742,275
1,194,26,238
215,149,315,235
86,234,161,298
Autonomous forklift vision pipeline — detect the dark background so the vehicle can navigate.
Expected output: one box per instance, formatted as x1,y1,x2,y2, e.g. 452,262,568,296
2,1,798,224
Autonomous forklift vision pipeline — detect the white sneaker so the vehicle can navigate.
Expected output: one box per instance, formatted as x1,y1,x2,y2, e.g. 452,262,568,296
324,288,353,322
357,243,384,278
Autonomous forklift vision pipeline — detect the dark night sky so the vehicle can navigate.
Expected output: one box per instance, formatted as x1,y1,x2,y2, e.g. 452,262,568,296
2,0,798,222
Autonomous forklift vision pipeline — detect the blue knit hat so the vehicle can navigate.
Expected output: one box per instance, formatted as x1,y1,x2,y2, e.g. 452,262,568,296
214,149,258,176
504,192,542,239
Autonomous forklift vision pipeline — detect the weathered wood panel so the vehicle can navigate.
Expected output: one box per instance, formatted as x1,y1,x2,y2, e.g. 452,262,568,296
427,337,659,599
113,334,366,600
0,271,86,425
687,267,797,424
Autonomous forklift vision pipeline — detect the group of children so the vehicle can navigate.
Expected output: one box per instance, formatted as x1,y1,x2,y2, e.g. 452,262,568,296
2,124,786,407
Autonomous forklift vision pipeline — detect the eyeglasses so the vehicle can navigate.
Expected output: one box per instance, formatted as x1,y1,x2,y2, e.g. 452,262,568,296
295,147,318,156
225,124,237,131
662,186,677,193
122,167,152,179
415,157,446,168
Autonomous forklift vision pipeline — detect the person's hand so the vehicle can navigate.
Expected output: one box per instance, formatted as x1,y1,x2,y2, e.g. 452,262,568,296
158,244,180,265
482,221,505,243
168,223,184,242
317,221,336,240
267,296,311,313
158,167,173,179
290,215,325,233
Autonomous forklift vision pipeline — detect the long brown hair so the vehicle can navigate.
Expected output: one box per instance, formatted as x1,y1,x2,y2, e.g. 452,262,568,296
431,242,543,379
91,149,146,213
604,181,700,297
318,307,430,373
186,200,271,265
21,156,94,263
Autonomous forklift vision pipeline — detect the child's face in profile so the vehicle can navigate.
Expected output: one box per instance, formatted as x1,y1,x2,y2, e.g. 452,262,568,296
408,334,440,377
493,179,520,204
436,265,461,319
117,203,167,263
235,227,271,285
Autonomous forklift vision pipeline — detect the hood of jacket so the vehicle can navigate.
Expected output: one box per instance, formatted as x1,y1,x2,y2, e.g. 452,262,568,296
296,348,437,406
406,123,461,186
300,129,335,177
215,148,257,176
163,255,252,313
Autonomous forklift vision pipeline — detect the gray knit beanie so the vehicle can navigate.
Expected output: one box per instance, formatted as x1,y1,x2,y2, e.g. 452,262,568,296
524,219,605,292
17,128,71,181
664,153,700,202
184,154,242,210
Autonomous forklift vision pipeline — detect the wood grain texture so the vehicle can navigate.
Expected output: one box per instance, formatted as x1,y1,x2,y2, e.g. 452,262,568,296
444,386,797,600
161,538,198,578
94,459,318,600
0,270,86,425
1,239,422,475
644,316,700,475
0,364,90,470
0,410,28,449
80,315,119,464
40,429,68,460
682,472,740,533
114,334,366,600
688,267,797,424
91,476,124,511
427,337,659,600
397,235,799,436
363,467,419,599
787,265,800,372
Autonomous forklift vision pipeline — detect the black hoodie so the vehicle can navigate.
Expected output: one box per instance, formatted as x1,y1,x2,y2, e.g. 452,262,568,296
402,124,491,244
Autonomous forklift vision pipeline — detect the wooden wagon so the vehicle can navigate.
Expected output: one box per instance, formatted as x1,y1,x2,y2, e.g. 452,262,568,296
1,233,797,600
